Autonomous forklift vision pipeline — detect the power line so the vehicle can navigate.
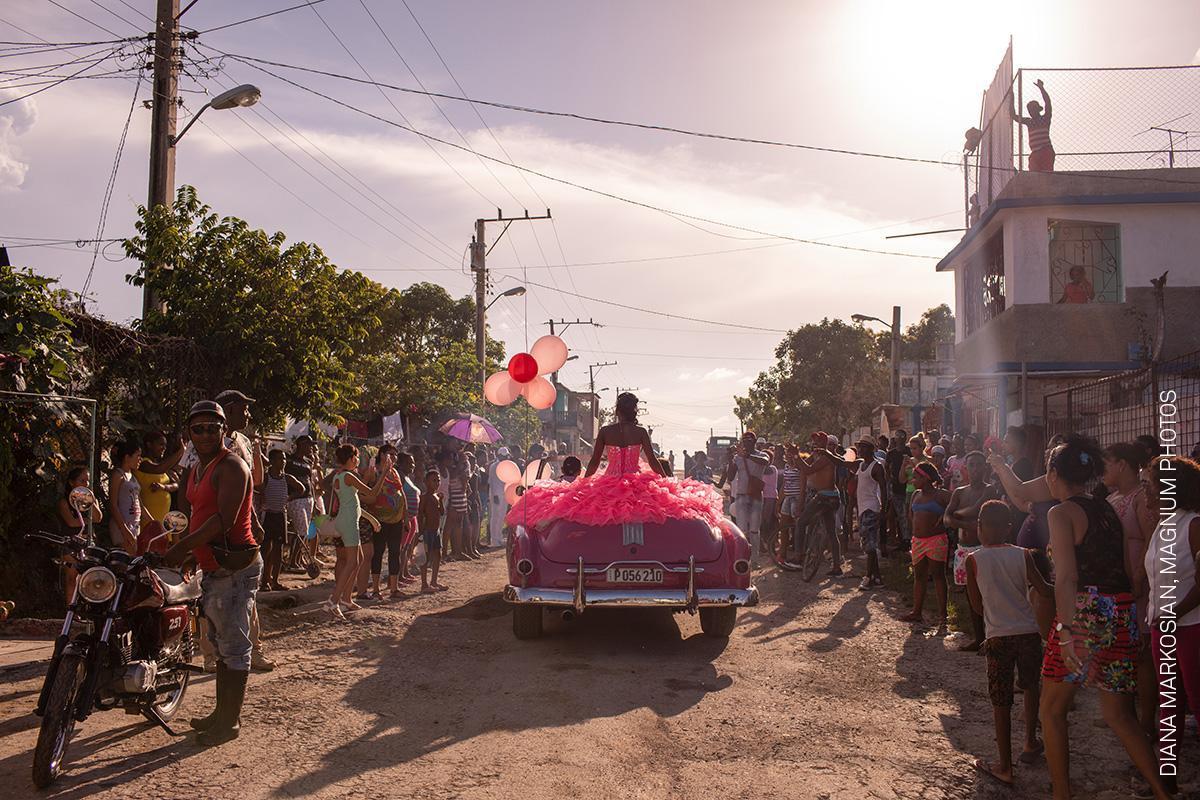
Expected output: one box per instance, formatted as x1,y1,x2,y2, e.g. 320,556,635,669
305,4,496,207
46,0,124,38
194,0,329,35
210,52,940,259
523,279,787,333
571,349,774,362
0,48,121,107
81,70,142,303
86,0,143,32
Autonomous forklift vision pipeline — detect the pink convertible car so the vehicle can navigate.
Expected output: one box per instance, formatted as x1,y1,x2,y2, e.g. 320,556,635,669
504,516,759,639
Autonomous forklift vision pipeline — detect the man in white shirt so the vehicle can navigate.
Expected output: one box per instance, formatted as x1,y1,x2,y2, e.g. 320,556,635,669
487,447,512,547
720,431,769,567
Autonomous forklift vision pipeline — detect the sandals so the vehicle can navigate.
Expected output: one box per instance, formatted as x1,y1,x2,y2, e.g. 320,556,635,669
389,590,404,599
1017,744,1044,765
972,759,1013,787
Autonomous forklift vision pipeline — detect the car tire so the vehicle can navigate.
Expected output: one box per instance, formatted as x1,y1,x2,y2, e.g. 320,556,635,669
512,605,543,640
699,606,737,638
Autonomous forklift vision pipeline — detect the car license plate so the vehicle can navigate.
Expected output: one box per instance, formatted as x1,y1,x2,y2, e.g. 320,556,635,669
606,566,664,583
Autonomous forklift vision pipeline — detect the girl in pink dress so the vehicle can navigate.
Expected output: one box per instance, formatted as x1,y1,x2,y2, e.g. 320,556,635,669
506,393,725,530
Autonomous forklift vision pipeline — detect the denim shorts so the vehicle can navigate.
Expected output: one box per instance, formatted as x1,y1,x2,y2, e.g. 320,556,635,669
858,509,880,552
422,529,442,553
780,495,801,517
201,556,263,672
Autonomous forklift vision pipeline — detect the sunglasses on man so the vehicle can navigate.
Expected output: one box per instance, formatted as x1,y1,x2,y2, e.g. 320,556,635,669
189,423,223,436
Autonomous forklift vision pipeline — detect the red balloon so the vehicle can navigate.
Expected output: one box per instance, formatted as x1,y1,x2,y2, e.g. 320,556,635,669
508,352,538,384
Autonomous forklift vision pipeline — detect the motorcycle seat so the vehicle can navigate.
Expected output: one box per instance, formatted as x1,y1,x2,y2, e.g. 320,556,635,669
153,568,202,603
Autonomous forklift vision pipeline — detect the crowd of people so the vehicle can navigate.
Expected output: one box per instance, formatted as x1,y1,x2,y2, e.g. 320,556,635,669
682,425,1198,799
49,393,1200,791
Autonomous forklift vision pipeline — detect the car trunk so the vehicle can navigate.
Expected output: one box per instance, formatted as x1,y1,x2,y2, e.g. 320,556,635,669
539,518,724,565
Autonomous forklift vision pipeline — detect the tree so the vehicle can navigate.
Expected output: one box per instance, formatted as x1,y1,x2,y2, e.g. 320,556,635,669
735,319,888,438
0,264,88,613
126,186,398,427
874,303,956,362
354,282,505,418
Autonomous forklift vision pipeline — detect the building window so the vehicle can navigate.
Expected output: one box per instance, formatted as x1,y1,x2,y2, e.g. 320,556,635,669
964,230,1005,337
1048,220,1121,304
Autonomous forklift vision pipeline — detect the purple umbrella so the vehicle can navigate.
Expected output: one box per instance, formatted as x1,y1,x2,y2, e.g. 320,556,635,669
439,413,503,443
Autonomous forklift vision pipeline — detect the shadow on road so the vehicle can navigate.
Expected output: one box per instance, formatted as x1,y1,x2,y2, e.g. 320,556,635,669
278,591,732,797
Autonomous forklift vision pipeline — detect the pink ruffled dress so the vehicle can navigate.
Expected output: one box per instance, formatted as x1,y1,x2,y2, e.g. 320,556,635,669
506,444,725,529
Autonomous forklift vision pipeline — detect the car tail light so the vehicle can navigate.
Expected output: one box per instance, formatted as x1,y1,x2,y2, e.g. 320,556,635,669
733,559,750,575
516,559,534,576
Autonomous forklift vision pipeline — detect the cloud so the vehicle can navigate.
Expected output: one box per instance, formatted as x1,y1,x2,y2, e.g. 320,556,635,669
0,94,37,191
702,367,740,381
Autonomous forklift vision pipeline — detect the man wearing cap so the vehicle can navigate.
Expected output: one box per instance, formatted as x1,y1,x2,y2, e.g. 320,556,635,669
285,434,321,570
185,390,275,673
487,447,512,547
167,401,260,746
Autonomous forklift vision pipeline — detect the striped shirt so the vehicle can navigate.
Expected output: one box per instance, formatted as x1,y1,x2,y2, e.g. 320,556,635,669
262,473,289,513
1028,120,1052,151
401,476,421,518
781,466,803,497
448,477,469,512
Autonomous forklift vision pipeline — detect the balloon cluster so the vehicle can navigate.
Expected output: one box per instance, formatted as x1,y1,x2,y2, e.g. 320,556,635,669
495,458,551,505
483,335,569,410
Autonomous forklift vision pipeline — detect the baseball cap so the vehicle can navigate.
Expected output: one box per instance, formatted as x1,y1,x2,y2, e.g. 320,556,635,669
187,400,226,423
214,389,256,405
931,445,947,455
826,435,839,448
498,446,511,458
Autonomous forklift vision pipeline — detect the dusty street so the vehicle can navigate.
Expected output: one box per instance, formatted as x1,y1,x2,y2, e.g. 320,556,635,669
0,551,1191,800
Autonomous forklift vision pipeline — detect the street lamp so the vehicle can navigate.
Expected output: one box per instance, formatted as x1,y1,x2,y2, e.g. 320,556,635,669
484,285,526,312
172,84,262,145
851,306,901,405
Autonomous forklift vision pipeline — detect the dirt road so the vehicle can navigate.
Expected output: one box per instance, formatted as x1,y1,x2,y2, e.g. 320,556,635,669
0,551,1190,799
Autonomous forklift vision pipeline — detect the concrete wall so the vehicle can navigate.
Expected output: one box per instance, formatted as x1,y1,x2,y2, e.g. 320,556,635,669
1005,203,1200,305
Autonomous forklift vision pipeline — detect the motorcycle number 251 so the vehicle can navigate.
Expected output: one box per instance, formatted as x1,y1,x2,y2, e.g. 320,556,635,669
168,617,183,632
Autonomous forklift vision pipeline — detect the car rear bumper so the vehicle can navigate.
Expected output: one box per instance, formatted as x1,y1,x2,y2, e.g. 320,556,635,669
503,584,759,610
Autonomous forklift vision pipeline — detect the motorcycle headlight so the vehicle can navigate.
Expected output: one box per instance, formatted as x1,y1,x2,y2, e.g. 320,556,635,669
78,567,117,603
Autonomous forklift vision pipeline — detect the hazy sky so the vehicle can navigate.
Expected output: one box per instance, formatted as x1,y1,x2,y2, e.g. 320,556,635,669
4,0,1199,453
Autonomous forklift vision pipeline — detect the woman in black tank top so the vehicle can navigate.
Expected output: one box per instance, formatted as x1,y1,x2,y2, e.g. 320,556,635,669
1040,435,1169,800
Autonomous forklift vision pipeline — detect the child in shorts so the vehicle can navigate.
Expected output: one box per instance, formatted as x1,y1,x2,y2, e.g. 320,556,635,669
419,469,445,593
964,500,1052,787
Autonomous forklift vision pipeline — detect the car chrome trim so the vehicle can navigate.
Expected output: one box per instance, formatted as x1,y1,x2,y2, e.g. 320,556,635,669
504,584,759,609
573,556,585,615
621,522,644,546
565,559,705,575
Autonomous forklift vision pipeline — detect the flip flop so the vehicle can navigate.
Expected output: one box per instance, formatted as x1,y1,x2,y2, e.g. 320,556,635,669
973,759,1014,787
1018,744,1044,765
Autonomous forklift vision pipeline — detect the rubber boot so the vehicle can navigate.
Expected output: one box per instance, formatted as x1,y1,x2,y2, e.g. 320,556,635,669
189,661,225,732
197,669,247,746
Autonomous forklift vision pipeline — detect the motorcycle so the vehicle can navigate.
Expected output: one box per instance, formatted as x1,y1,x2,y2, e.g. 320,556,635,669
27,488,201,788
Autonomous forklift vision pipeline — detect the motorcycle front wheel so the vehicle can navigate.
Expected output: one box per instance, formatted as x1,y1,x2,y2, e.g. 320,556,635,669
153,666,190,721
32,652,85,788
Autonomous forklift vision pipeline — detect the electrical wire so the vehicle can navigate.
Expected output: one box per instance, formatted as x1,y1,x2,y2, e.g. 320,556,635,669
86,0,143,32
215,53,940,258
80,70,141,303
522,280,787,333
194,0,329,35
0,48,122,106
46,0,124,38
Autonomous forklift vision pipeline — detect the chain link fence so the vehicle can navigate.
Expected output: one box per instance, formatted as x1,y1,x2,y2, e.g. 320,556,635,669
964,64,1200,224
1042,349,1200,451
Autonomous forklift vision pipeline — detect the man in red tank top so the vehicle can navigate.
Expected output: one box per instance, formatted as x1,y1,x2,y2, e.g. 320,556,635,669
167,401,259,746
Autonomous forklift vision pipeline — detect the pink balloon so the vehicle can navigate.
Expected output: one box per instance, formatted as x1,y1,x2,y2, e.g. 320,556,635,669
530,335,569,376
525,460,547,484
496,460,522,484
484,372,521,406
504,482,522,506
522,375,557,410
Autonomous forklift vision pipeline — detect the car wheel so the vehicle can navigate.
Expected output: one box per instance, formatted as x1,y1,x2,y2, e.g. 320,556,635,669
512,605,543,640
699,606,737,638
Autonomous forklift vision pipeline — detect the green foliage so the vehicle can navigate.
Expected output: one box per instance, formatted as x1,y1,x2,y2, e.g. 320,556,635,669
125,186,399,427
735,318,889,438
489,403,542,452
355,282,503,418
0,265,89,613
873,303,956,362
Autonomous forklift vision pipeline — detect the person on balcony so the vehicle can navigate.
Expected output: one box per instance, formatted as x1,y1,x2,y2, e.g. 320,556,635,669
1013,79,1054,172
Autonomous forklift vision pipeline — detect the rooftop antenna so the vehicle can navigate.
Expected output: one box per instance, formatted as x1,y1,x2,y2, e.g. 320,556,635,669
1134,113,1194,168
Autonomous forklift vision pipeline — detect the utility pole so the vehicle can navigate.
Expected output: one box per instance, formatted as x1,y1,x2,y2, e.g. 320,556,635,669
471,209,551,393
587,361,616,434
890,305,901,406
143,0,181,318
545,318,602,445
